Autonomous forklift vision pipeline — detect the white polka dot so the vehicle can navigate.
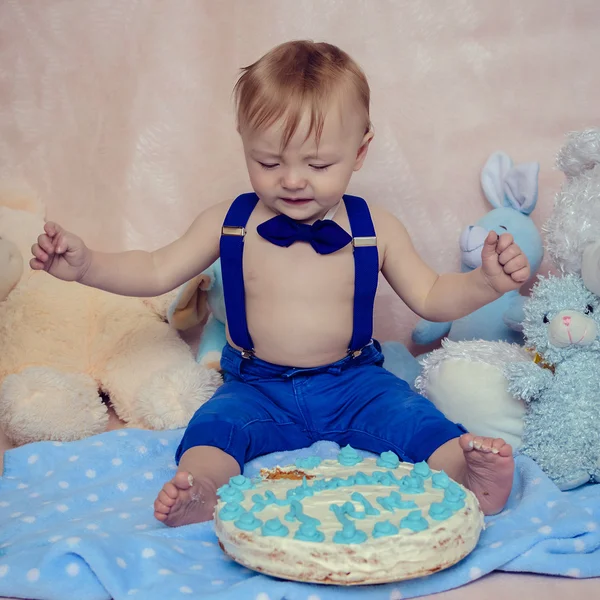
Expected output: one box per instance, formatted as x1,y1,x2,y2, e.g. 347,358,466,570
102,507,115,513
42,501,52,505
538,525,552,535
86,524,99,531
86,470,96,479
212,580,224,585
87,494,99,502
0,501,9,508
92,441,104,447
28,454,39,464
117,431,128,436
469,567,482,580
59,481,69,489
66,537,81,546
17,483,28,489
173,545,185,554
56,504,69,513
586,522,597,532
131,497,143,502
117,557,127,569
566,568,581,578
127,590,138,596
142,548,155,558
307,596,322,600
10,512,23,518
119,513,131,519
574,539,585,552
0,565,9,578
523,550,532,557
135,524,148,530
490,541,503,549
546,501,556,508
68,455,79,462
201,541,214,547
99,533,110,538
530,517,542,524
159,438,169,446
144,472,154,480
137,446,148,455
180,587,193,595
158,569,172,575
21,516,36,524
255,594,270,600
112,458,123,466
532,477,542,485
52,441,63,446
29,492,40,498
49,535,63,543
27,568,40,581
45,470,54,477
190,564,204,570
117,482,128,492
66,563,79,577
0,543,10,549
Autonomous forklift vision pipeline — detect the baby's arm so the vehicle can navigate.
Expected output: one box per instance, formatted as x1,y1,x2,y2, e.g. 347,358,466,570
373,207,530,322
31,200,230,297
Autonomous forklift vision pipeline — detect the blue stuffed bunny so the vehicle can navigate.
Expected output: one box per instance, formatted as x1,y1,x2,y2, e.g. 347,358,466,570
167,258,227,370
412,151,544,346
504,273,600,490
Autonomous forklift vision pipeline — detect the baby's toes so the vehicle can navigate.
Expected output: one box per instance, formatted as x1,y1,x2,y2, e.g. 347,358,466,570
472,436,495,452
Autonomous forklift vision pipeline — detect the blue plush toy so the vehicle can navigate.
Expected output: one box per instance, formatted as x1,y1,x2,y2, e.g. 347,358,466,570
411,151,544,346
504,273,600,490
167,259,227,370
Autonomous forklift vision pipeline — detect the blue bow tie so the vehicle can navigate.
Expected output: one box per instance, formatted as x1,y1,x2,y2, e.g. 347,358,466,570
257,214,352,255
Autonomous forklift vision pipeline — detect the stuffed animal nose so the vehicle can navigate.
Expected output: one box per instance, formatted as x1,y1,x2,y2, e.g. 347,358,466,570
562,316,571,326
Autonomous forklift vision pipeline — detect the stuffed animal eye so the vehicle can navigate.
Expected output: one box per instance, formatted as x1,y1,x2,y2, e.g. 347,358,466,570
585,304,594,314
543,314,549,323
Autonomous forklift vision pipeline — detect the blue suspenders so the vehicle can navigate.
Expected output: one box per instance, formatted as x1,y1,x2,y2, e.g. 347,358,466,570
219,193,379,358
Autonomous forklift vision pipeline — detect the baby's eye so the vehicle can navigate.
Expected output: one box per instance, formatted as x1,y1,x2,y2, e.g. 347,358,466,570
585,304,594,314
543,314,549,323
310,164,331,171
258,162,278,170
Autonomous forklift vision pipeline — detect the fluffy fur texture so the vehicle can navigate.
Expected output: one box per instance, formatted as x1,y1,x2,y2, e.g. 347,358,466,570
0,185,222,446
504,273,600,489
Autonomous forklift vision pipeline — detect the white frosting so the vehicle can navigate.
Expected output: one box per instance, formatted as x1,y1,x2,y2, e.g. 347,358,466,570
215,457,484,585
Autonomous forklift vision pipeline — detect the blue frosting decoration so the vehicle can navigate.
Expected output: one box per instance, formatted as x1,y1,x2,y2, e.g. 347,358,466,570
340,501,366,520
353,471,371,485
370,471,394,486
399,473,425,494
413,461,432,479
443,485,466,510
431,470,450,489
219,502,245,521
294,456,323,469
294,522,325,543
261,517,289,537
216,484,245,504
350,491,380,516
286,477,314,500
229,475,255,491
234,511,263,531
376,450,400,469
337,445,363,466
447,481,467,499
333,522,368,544
400,510,429,532
376,491,418,512
429,502,453,521
372,520,400,538
285,500,320,527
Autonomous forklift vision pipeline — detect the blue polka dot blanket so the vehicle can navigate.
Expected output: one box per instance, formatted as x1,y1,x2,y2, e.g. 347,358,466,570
0,431,598,600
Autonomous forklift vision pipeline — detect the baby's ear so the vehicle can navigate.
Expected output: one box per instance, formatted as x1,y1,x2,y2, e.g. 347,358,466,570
167,273,213,330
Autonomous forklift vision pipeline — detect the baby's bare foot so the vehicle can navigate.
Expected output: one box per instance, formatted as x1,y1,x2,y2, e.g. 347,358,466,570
460,433,514,516
154,471,217,527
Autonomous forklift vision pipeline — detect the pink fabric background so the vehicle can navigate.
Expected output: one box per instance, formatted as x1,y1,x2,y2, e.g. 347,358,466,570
2,0,599,350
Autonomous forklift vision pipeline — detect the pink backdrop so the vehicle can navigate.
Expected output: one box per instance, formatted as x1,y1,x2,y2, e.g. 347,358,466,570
2,0,599,349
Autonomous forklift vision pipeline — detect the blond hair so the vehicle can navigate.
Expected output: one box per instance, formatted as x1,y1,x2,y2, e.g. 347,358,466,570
234,40,370,148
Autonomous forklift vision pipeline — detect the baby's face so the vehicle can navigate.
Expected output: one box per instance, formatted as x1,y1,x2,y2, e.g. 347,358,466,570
240,101,372,221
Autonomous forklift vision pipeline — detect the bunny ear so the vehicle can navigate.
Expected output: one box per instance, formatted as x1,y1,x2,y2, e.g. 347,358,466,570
481,151,514,208
503,162,539,215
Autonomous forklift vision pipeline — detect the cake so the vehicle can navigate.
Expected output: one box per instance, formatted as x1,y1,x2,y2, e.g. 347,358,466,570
214,446,484,585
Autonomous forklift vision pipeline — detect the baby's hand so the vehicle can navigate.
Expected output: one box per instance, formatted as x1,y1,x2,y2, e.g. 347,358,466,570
30,222,91,282
480,231,530,295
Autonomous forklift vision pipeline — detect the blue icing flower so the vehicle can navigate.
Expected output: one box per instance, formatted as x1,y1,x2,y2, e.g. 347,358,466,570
371,471,394,486
400,510,429,532
447,481,467,499
429,502,453,521
353,471,371,485
431,470,450,489
341,501,366,519
294,522,325,543
219,502,244,521
376,450,400,469
443,487,465,510
216,484,244,503
338,444,363,466
372,520,400,538
399,474,425,494
294,456,322,469
229,475,254,490
333,523,367,544
234,511,263,531
261,518,289,537
412,461,432,479
376,491,417,512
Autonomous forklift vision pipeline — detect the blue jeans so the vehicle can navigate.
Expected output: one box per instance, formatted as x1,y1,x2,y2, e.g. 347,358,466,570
176,342,466,470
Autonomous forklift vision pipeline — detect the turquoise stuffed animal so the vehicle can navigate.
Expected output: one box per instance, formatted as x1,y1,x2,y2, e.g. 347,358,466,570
412,151,544,346
167,259,227,370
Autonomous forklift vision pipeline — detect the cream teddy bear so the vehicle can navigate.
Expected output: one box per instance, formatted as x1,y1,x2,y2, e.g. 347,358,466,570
0,184,222,446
